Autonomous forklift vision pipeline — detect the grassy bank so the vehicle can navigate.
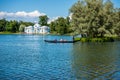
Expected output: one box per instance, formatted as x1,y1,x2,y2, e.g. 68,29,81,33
74,37,120,42
0,32,21,34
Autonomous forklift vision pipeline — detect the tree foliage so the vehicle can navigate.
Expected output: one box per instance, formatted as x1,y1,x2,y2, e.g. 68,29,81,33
49,17,71,35
0,19,33,33
39,15,49,26
0,18,6,31
19,24,26,32
70,0,120,37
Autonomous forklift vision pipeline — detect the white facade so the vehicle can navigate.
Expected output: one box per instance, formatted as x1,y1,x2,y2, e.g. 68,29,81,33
24,23,50,34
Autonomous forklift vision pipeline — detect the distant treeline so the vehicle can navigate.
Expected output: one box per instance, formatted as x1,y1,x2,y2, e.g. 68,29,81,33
39,15,72,35
0,16,72,35
0,19,33,33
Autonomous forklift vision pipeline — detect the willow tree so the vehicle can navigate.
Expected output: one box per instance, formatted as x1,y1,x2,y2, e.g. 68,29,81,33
19,24,26,32
70,0,116,38
101,0,114,37
112,8,120,36
70,1,87,35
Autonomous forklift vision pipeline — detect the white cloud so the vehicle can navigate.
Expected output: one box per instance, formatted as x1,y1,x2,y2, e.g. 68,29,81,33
48,16,60,24
28,10,45,17
0,10,46,21
69,13,73,20
15,11,27,17
7,13,14,17
48,16,71,24
0,12,6,17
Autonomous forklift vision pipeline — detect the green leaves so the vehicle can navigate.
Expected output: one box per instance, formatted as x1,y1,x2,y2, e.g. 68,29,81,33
0,18,6,31
19,24,26,32
49,17,71,35
39,15,49,26
70,0,120,38
0,19,33,33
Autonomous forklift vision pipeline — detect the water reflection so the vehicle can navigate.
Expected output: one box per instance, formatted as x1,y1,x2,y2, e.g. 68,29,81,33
0,34,120,79
0,34,75,80
72,42,120,80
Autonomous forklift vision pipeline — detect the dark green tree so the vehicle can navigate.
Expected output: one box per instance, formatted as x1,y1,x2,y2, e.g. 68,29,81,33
5,20,19,32
49,22,56,32
5,21,12,31
39,15,49,26
19,21,34,26
11,20,19,32
49,17,71,35
56,17,66,35
0,18,6,31
0,19,34,33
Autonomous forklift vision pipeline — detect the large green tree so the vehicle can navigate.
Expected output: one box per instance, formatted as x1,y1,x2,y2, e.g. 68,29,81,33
0,18,6,31
70,0,119,37
49,17,71,35
39,15,49,26
5,20,19,32
5,21,12,32
49,21,56,32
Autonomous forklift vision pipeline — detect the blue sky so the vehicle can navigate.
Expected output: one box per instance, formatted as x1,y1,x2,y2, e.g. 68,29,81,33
0,0,77,18
0,0,120,22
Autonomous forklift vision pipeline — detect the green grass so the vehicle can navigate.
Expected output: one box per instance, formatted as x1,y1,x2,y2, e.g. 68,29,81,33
74,37,115,42
0,31,21,34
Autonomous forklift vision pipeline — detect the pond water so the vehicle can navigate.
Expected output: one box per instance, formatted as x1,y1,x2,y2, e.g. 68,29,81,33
0,34,120,80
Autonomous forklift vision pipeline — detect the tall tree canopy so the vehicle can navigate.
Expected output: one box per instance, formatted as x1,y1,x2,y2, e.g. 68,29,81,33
70,0,120,37
49,17,71,35
39,15,49,26
0,18,6,31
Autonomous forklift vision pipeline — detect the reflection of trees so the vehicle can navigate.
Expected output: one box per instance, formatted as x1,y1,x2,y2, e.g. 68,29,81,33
72,42,118,80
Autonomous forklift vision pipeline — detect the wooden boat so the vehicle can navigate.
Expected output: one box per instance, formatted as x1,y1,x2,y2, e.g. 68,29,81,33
44,40,78,43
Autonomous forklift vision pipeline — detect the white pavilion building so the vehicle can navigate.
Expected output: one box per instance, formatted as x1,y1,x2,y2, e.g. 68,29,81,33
24,23,50,34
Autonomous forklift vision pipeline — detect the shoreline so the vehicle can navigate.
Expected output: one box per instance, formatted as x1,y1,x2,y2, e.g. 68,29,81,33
1,32,120,42
74,37,120,42
0,32,73,36
0,32,22,34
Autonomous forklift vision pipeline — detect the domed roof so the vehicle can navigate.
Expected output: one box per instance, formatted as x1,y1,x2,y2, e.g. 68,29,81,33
27,26,33,28
41,26,49,29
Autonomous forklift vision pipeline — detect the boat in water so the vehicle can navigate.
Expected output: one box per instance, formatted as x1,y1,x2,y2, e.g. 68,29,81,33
44,40,79,43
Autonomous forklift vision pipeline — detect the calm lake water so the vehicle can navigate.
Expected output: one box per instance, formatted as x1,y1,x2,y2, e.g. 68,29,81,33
0,34,120,80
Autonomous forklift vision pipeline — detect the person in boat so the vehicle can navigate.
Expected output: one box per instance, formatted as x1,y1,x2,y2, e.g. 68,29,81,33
72,36,75,41
54,39,57,41
60,39,67,41
60,38,63,41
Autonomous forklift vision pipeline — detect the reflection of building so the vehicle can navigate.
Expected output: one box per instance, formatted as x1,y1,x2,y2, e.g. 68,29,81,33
24,23,50,34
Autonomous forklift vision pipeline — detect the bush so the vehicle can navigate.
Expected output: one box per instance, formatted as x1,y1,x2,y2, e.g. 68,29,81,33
80,38,88,42
74,37,81,41
76,37,114,42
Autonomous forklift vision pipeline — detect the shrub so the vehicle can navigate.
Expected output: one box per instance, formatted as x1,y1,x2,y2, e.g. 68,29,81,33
80,38,88,42
77,37,114,42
